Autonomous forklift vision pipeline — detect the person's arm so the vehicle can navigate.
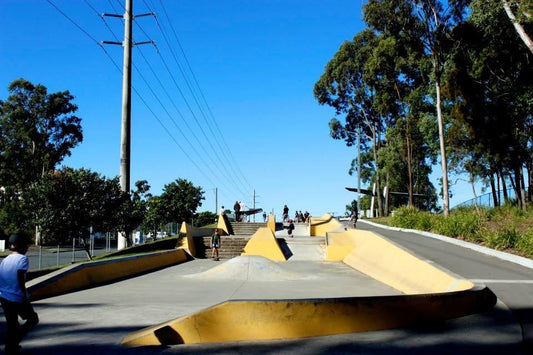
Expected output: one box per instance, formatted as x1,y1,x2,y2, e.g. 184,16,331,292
17,269,28,302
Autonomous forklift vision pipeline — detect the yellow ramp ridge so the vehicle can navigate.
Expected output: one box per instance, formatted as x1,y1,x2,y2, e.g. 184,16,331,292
122,286,496,346
327,229,474,294
241,227,286,261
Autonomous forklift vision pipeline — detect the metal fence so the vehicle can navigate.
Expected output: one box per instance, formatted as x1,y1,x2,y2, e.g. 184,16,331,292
453,187,523,209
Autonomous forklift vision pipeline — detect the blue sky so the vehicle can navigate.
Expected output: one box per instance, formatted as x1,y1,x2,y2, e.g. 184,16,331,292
0,0,475,218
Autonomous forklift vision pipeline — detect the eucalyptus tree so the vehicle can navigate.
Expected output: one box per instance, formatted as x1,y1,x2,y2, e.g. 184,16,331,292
364,0,471,216
315,29,388,216
446,0,533,208
502,0,533,53
0,79,82,202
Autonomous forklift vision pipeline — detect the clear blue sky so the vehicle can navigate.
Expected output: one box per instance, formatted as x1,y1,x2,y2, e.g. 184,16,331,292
0,0,474,218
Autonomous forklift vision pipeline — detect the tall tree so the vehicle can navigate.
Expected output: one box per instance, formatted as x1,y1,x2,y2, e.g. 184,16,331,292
0,79,82,201
447,0,533,208
364,0,471,216
157,179,204,225
315,30,388,216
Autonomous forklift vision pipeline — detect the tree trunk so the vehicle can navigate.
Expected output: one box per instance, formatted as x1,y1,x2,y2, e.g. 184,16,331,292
435,76,450,216
406,118,414,207
469,166,480,213
501,173,509,201
490,173,498,207
517,166,527,211
509,170,521,207
503,0,533,54
372,138,384,217
528,162,532,202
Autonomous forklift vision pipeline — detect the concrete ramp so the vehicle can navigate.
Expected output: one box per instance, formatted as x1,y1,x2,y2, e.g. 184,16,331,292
121,286,496,346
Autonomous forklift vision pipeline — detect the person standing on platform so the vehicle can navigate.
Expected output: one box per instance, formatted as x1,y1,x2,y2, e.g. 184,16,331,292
234,201,241,222
283,205,289,223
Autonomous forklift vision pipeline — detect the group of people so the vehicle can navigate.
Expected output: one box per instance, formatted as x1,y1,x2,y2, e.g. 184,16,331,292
233,200,248,222
294,210,310,223
282,205,310,223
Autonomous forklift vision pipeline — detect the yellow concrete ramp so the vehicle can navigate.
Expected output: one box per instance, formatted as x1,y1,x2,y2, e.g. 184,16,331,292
28,249,189,301
241,227,286,261
121,286,496,346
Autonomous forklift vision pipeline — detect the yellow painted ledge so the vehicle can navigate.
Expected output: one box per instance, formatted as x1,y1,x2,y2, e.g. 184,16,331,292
179,222,196,257
241,227,286,261
122,286,496,346
27,249,190,301
310,213,343,236
327,228,474,295
267,214,276,234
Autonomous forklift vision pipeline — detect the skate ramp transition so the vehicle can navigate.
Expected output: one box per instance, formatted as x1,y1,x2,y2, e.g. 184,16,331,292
121,214,496,346
27,249,190,301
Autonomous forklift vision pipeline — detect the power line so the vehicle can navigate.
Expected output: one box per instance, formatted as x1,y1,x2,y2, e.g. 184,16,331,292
155,0,254,192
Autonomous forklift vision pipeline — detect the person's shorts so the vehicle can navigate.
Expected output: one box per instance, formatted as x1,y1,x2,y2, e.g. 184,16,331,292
212,243,219,248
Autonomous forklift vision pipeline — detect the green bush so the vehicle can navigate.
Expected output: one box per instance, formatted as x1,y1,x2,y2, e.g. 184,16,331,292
516,229,533,256
482,226,519,250
432,208,483,240
390,207,423,229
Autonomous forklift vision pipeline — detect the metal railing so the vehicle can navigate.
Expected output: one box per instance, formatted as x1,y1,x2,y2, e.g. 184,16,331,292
453,187,525,209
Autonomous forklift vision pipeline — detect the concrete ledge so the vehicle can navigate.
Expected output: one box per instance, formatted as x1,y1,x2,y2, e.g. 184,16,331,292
310,213,342,236
27,249,190,301
241,228,286,261
121,285,496,346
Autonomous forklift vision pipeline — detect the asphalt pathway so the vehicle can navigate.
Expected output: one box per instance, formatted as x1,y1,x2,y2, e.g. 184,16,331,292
358,219,533,353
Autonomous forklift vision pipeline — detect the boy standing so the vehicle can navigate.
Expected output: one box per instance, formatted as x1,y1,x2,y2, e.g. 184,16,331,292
210,229,221,261
0,234,39,354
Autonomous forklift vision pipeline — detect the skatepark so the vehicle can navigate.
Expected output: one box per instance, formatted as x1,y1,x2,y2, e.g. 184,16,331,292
3,215,525,354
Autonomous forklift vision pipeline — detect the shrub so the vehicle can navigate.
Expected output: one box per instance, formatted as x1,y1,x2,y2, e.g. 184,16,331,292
483,226,519,250
390,207,423,229
432,208,483,240
516,229,533,258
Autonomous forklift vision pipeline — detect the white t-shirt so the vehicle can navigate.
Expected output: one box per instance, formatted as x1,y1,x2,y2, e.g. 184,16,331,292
0,253,29,302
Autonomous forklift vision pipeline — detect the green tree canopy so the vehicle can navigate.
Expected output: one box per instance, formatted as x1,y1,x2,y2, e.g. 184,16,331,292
22,168,123,257
0,78,82,202
146,178,204,229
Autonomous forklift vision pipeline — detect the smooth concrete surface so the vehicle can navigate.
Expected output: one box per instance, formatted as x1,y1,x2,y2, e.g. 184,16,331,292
1,255,521,354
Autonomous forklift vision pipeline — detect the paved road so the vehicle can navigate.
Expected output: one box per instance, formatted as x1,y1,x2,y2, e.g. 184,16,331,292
358,219,533,353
